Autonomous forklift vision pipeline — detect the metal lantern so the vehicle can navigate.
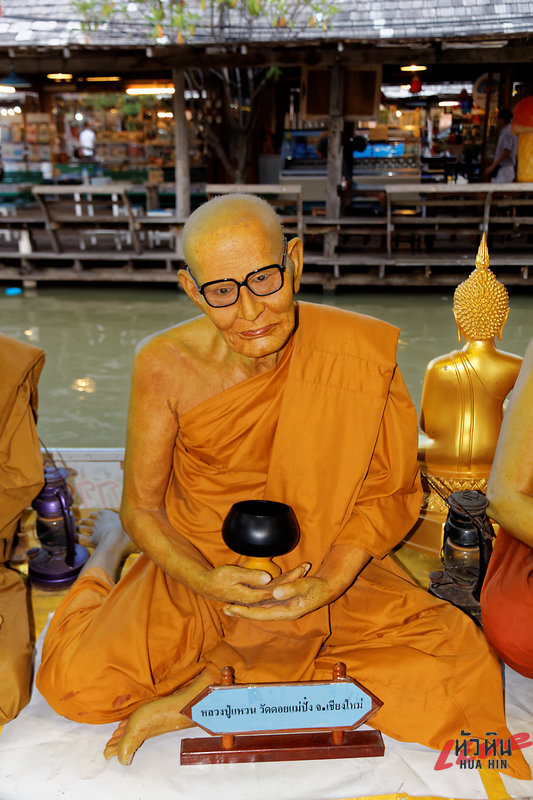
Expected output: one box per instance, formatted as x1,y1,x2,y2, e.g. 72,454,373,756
429,490,494,623
28,465,89,590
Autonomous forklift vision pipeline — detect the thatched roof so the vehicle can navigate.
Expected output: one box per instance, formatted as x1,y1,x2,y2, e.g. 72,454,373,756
1,0,532,83
3,0,533,46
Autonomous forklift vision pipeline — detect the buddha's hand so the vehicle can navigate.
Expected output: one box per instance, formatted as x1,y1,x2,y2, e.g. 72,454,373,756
195,562,309,606
222,573,331,621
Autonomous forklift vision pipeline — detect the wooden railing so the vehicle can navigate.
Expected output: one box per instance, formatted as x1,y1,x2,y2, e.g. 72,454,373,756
0,180,530,288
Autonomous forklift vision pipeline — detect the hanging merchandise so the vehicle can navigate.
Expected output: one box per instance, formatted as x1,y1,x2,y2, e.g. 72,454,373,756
409,75,422,94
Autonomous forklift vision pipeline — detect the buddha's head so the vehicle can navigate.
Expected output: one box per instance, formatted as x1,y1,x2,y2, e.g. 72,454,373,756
453,235,510,342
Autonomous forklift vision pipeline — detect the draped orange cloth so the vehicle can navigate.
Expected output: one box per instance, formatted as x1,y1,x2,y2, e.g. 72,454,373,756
482,526,533,678
37,303,530,778
0,334,45,725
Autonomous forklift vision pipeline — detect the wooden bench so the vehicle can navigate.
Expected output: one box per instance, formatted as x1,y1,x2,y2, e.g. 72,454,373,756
303,215,386,236
32,184,143,254
385,182,533,259
135,211,187,257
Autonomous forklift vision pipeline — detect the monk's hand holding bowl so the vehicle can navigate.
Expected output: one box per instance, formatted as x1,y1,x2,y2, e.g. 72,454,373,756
195,561,311,606
223,573,330,621
223,543,371,621
195,563,273,605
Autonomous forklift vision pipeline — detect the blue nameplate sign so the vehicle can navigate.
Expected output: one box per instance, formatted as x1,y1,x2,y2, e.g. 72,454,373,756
180,664,385,765
187,681,373,734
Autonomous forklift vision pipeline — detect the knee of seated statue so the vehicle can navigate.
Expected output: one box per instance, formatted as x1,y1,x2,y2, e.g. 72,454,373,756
36,657,146,724
481,590,533,679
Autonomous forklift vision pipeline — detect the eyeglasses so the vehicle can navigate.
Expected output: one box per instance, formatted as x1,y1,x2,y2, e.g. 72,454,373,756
187,238,287,308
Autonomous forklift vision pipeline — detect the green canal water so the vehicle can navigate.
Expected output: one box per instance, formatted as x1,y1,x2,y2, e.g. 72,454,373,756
1,284,532,448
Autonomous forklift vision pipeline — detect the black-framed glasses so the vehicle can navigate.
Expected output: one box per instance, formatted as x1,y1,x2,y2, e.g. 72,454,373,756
187,237,287,308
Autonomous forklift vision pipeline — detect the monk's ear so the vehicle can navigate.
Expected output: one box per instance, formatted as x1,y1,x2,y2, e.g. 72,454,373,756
178,268,203,310
286,237,303,293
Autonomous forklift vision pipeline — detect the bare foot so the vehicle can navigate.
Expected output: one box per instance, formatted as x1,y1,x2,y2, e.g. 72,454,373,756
103,697,195,765
103,670,212,765
78,509,137,556
78,509,138,582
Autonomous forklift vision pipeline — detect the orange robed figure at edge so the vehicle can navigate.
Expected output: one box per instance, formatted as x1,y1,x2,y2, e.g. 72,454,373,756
36,195,529,780
481,338,533,677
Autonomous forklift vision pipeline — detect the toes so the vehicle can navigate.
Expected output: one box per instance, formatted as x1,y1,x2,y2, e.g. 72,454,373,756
103,743,118,760
103,719,128,760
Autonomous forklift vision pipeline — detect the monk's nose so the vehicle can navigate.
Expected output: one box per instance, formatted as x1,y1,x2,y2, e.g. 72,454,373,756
238,286,264,320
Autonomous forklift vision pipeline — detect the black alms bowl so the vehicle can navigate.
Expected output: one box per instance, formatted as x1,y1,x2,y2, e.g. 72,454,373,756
222,499,300,558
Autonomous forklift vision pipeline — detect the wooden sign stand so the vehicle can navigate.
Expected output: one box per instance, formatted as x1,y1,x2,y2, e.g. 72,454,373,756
180,662,385,765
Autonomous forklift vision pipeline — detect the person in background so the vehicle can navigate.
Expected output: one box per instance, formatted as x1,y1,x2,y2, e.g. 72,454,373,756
78,121,96,161
484,108,518,183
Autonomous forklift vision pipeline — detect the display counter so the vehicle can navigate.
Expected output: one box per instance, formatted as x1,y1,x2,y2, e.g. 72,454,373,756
279,128,421,203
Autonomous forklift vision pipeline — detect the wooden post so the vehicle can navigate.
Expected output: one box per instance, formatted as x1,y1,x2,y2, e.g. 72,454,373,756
172,68,191,219
332,662,346,745
220,666,235,750
324,64,344,260
480,71,493,170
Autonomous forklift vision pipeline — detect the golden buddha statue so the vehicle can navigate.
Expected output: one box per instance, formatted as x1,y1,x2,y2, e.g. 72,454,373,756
407,236,522,553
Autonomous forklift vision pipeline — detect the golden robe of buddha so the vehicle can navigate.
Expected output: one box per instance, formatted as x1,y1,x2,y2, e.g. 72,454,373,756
410,236,522,550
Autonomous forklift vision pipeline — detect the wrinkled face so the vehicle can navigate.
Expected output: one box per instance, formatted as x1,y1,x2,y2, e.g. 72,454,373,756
183,216,301,360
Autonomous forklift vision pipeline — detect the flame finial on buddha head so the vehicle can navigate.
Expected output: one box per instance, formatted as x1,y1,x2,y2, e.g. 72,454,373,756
453,235,509,341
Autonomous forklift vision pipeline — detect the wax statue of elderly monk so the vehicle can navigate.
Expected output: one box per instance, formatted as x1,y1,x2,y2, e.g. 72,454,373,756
37,195,530,778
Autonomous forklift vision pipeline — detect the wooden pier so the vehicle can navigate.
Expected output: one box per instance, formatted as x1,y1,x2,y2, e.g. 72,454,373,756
0,181,532,290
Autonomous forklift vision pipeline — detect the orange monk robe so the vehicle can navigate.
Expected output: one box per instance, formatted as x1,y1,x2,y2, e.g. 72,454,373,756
481,527,533,678
37,303,530,779
0,334,45,725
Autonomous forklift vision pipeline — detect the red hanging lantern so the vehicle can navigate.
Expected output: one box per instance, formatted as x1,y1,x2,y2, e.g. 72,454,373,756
409,75,422,94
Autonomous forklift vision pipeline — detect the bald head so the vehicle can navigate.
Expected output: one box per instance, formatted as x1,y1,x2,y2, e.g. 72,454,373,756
183,194,284,271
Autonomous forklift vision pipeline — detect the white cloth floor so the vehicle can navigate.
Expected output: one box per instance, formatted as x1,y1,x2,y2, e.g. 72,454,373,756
1,625,532,800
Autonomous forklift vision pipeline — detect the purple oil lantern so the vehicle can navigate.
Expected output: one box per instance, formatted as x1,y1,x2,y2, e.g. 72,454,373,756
28,465,89,590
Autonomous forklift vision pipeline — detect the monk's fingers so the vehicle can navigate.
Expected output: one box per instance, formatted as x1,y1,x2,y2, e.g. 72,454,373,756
274,575,329,606
223,597,305,621
270,563,311,588
272,572,318,600
238,568,273,588
272,580,304,600
202,565,276,604
228,585,276,606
